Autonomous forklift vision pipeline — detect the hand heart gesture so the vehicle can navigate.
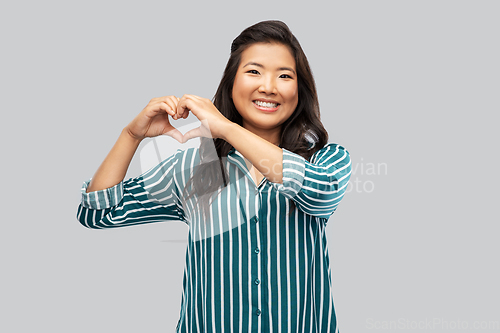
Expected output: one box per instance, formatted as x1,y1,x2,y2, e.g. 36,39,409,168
126,96,189,143
126,95,233,144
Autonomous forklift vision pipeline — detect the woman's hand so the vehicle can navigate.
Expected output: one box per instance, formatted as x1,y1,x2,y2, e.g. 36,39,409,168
175,94,234,142
125,96,187,143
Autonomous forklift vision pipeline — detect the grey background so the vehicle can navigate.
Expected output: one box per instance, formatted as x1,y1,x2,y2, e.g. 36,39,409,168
1,0,498,332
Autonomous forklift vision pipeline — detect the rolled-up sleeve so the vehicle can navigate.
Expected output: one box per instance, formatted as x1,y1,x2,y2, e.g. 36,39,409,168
80,180,124,210
77,149,189,229
271,143,351,219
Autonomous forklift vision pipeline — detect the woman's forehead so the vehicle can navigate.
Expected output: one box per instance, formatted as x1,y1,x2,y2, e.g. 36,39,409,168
239,43,296,69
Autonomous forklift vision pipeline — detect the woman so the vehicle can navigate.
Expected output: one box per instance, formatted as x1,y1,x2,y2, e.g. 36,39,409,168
78,20,351,333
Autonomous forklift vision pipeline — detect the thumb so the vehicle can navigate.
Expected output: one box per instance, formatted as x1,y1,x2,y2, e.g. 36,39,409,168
164,128,184,144
182,127,203,143
182,120,214,143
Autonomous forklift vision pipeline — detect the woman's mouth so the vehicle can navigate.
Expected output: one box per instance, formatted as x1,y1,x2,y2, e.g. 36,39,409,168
253,100,280,112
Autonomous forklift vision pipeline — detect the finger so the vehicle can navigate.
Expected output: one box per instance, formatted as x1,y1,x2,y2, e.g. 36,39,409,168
166,96,182,118
144,96,175,114
181,94,202,100
159,102,175,117
148,96,176,106
176,95,189,118
176,96,194,119
159,101,177,117
165,96,178,113
182,127,203,143
143,101,172,119
150,96,178,114
165,100,180,118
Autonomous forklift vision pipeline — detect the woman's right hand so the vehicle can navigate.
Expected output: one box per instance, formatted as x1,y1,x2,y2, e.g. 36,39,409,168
125,96,188,143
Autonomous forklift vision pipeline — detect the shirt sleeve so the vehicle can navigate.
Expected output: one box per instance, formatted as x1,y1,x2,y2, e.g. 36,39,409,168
270,143,351,219
76,148,189,229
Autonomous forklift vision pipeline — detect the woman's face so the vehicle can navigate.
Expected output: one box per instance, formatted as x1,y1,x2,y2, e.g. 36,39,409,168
232,42,299,137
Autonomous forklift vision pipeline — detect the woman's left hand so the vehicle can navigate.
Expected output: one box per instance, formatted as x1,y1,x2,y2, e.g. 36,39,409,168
175,94,234,142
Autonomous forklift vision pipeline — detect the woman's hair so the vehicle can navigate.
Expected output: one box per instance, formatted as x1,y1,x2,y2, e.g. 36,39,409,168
182,20,328,219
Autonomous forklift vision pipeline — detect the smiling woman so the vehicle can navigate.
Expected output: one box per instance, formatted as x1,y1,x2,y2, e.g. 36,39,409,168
77,20,352,333
232,42,299,142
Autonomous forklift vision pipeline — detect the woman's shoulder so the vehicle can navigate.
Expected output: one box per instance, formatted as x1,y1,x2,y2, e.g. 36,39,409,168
310,142,350,163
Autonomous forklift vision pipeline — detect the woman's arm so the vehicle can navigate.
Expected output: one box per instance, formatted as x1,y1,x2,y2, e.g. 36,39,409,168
78,96,191,229
222,125,351,219
86,129,142,192
274,143,351,219
221,122,284,184
78,147,192,229
173,95,351,219
174,95,285,183
221,125,351,219
86,96,183,193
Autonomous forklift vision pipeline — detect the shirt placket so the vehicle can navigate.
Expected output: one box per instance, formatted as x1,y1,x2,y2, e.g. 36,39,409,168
228,150,268,332
256,184,270,332
237,182,264,332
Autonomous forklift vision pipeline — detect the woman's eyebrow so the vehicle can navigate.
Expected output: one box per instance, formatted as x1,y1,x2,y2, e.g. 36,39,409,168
243,62,296,75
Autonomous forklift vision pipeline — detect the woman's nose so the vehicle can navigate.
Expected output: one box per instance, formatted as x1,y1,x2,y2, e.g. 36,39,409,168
258,76,277,95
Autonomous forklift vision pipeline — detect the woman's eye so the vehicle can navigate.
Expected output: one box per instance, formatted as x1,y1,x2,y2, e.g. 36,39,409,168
279,74,292,79
247,70,260,74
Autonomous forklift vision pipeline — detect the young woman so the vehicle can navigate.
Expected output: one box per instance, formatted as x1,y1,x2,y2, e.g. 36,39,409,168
77,20,351,333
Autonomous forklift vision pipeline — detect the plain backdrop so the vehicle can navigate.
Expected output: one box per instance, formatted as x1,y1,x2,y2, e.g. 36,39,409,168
1,0,498,332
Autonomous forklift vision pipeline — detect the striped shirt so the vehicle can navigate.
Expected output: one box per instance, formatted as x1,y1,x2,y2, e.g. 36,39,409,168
77,142,351,333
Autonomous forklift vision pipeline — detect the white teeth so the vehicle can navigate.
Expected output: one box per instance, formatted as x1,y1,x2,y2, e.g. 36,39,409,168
254,100,278,108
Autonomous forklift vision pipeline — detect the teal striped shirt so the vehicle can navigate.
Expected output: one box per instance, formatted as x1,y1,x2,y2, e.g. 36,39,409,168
77,143,351,333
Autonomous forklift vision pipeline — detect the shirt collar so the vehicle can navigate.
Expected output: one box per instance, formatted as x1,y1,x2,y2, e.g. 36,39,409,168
227,147,250,176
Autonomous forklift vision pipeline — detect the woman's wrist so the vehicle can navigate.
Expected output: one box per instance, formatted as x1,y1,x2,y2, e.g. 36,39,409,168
122,126,145,144
220,121,240,142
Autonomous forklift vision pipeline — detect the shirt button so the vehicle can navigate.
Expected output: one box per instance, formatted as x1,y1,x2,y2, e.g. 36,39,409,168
254,278,260,285
252,216,259,223
254,248,260,254
256,309,261,316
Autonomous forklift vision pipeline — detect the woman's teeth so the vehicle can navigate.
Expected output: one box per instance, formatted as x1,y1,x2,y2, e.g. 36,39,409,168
254,100,278,108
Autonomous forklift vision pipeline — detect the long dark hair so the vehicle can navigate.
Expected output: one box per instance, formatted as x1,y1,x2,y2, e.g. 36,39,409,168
182,20,328,219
